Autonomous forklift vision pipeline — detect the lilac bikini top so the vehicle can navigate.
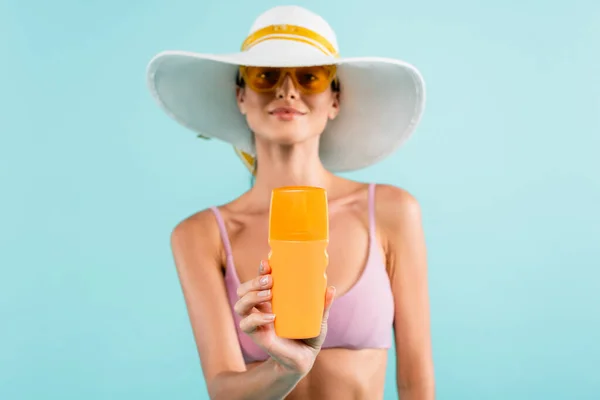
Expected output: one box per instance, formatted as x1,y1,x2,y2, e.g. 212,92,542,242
210,183,395,363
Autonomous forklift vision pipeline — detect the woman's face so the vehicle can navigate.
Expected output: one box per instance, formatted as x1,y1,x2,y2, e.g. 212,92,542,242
236,68,340,146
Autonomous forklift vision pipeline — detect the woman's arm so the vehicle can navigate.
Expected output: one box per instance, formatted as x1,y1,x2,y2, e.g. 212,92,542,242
377,185,435,400
170,211,303,400
208,359,304,400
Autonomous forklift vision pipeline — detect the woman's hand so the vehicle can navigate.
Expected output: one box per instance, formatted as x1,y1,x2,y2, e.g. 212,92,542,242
234,260,336,376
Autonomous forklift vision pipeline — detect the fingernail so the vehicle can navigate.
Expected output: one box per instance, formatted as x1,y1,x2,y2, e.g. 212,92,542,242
260,276,269,286
265,313,275,320
259,261,264,274
258,289,270,297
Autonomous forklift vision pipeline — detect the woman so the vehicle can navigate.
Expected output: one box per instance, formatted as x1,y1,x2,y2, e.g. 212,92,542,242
147,5,434,399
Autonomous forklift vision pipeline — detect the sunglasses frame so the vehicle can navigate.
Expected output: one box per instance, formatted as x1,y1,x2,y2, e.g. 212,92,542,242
239,65,338,94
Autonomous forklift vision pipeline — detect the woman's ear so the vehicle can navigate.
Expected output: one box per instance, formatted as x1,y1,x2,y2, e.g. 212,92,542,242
236,87,247,115
328,91,340,120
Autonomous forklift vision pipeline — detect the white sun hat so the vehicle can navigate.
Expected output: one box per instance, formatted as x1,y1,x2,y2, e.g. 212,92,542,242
146,5,426,173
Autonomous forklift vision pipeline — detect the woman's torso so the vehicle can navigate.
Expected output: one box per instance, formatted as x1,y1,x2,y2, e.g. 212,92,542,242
247,348,389,399
214,181,394,399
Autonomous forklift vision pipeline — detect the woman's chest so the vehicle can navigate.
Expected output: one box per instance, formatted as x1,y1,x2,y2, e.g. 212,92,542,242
227,209,383,296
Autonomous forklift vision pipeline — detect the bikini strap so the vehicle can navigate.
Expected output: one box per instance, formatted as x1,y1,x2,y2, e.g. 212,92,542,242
209,206,233,260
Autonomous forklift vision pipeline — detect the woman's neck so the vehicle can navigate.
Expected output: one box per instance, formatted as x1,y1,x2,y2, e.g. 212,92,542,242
246,139,337,208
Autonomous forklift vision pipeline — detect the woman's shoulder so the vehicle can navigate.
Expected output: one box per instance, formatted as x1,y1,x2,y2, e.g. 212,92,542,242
370,182,423,233
372,183,420,210
170,207,224,267
339,178,419,210
172,207,220,236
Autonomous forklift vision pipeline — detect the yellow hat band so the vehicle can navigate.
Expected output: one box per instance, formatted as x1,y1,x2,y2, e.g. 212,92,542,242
241,24,339,57
234,148,257,175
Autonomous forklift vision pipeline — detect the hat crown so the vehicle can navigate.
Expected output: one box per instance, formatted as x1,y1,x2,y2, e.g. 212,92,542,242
247,6,339,52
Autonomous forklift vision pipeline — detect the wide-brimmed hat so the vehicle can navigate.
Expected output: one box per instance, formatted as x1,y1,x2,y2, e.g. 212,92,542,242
146,5,426,172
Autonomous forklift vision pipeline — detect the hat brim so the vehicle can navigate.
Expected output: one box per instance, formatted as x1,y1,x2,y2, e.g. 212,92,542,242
146,49,425,172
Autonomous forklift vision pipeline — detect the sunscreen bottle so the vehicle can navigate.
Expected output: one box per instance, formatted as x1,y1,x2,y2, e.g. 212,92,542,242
268,186,329,339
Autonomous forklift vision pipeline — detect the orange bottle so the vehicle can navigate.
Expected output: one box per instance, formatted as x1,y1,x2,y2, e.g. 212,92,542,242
268,186,329,339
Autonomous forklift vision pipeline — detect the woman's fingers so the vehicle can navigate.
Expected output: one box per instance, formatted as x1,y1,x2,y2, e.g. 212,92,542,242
303,286,337,350
234,285,272,316
323,286,336,318
234,260,275,335
235,273,272,298
239,311,276,334
234,261,274,317
258,259,271,275
256,298,273,314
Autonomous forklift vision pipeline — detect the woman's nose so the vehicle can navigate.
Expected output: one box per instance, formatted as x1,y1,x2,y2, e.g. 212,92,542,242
275,74,299,99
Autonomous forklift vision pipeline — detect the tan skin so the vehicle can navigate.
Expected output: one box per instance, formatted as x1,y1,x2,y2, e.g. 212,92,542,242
170,70,435,399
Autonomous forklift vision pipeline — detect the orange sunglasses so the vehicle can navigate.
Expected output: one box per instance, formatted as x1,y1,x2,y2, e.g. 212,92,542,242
239,65,338,94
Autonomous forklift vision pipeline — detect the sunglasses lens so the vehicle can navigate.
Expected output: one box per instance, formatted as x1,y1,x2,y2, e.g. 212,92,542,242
244,67,282,91
294,66,334,93
242,65,336,93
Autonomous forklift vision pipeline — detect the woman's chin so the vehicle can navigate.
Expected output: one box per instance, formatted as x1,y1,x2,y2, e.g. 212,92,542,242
257,128,317,146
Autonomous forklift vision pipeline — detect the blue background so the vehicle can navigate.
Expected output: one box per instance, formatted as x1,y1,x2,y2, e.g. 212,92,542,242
2,0,599,399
